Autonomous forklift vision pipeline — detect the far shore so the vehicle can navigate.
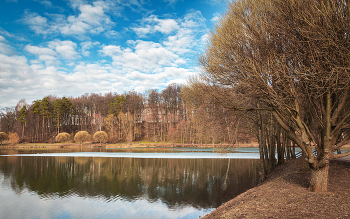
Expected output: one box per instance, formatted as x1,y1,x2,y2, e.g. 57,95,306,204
0,142,260,149
1,142,350,150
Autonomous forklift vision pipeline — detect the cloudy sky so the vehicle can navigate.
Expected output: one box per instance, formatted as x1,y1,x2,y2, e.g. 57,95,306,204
0,0,224,109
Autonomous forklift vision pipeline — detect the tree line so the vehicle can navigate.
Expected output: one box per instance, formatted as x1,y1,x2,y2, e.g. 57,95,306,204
0,83,252,146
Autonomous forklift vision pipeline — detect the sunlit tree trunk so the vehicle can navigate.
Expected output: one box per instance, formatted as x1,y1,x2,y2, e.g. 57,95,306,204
310,165,329,192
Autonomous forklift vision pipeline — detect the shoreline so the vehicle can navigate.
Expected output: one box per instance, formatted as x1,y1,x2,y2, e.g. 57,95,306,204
0,142,260,149
2,142,349,150
203,158,350,218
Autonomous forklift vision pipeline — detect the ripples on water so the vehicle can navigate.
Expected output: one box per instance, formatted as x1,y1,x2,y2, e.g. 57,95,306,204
0,148,260,218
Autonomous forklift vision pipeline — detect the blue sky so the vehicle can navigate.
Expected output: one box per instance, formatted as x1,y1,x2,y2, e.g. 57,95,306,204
0,0,225,109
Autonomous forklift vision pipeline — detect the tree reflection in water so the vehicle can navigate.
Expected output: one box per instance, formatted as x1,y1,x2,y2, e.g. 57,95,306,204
0,156,259,209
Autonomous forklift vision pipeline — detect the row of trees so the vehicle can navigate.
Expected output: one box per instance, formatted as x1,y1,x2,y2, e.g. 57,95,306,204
0,84,253,146
0,130,108,146
55,131,108,145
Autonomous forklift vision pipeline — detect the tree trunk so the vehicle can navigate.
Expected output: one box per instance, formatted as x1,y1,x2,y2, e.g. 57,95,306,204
309,164,329,192
57,115,60,134
22,123,25,140
42,116,45,142
258,128,266,182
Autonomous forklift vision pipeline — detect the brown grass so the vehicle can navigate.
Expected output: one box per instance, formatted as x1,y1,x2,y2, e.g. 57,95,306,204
203,158,350,219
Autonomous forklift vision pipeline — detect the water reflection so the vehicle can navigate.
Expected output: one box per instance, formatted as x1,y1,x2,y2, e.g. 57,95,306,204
0,154,259,218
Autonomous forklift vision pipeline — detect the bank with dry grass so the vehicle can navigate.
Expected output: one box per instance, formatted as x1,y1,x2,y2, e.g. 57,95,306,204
203,158,350,218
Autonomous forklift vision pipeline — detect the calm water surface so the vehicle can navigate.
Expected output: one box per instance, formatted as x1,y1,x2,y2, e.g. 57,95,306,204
0,148,259,218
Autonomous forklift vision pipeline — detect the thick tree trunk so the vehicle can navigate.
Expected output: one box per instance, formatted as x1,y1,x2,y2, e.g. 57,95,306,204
309,164,329,192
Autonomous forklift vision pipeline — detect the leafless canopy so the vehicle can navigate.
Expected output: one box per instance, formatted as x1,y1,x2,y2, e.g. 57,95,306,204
200,0,350,191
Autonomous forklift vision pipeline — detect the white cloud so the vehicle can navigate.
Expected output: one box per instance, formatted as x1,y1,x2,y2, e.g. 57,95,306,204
48,40,80,59
182,10,206,28
35,0,53,8
24,45,57,56
0,36,16,55
24,44,59,66
104,30,119,38
101,40,183,73
24,40,79,66
100,45,122,56
67,0,85,9
211,12,221,23
81,41,100,56
23,12,50,35
78,3,110,26
133,15,179,36
0,28,28,42
132,11,207,56
163,0,181,6
23,1,114,37
205,0,225,6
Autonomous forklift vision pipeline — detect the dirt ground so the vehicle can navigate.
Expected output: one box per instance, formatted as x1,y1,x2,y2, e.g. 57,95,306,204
203,157,350,219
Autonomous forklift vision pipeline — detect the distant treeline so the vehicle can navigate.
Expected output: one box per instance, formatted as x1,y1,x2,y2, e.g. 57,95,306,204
0,83,252,145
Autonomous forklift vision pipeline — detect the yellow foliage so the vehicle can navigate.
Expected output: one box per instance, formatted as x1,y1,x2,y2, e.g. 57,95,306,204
8,132,20,145
74,131,91,145
55,132,71,143
93,131,108,144
0,132,8,145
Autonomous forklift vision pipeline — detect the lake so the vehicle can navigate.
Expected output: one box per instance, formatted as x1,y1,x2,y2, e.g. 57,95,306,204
0,147,260,218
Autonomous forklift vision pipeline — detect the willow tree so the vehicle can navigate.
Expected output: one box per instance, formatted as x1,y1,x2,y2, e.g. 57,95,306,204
93,131,108,144
55,132,71,143
74,131,91,145
0,132,7,145
200,0,350,192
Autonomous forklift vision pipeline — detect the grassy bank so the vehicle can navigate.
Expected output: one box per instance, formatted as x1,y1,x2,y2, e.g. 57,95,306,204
0,142,259,149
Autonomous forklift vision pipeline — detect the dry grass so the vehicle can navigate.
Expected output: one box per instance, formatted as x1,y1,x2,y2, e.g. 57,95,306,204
203,158,350,219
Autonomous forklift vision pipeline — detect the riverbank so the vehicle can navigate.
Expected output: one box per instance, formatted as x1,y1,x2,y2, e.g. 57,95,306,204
0,142,259,149
203,158,350,218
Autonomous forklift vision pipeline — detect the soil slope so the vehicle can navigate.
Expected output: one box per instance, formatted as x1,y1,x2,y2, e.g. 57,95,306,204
203,158,350,218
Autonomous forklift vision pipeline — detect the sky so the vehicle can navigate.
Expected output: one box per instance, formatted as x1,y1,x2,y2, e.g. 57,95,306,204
0,0,225,109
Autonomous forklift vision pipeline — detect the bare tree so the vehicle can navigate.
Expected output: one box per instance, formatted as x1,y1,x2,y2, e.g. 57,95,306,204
200,0,350,192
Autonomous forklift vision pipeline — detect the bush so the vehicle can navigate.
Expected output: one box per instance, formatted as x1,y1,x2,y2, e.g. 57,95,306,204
8,132,20,145
0,132,8,145
55,132,71,143
74,131,91,145
93,131,108,144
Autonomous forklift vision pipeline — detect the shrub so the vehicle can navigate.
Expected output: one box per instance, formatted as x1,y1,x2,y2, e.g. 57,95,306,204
74,131,91,145
55,132,71,143
93,131,108,144
8,132,20,145
0,132,8,145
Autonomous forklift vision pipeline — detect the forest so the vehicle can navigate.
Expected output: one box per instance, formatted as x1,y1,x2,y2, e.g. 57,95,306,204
0,83,253,147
